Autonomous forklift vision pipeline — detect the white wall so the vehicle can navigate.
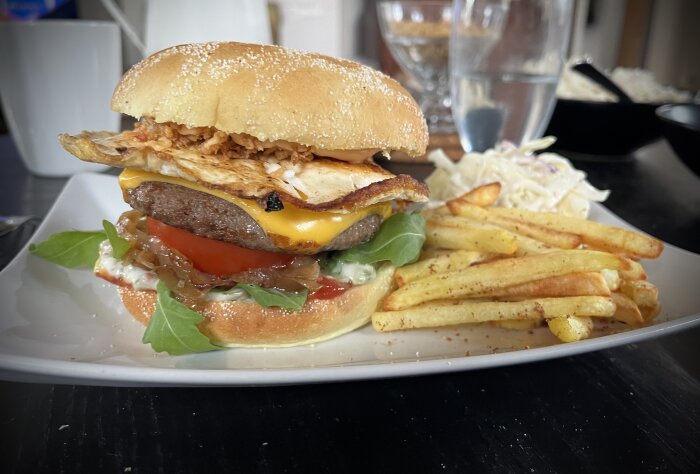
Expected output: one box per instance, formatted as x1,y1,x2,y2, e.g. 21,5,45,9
645,0,700,90
569,0,627,71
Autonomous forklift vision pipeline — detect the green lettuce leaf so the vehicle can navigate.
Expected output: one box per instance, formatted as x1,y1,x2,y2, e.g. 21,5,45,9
102,220,131,259
142,281,222,355
333,212,426,267
29,230,106,268
235,283,308,311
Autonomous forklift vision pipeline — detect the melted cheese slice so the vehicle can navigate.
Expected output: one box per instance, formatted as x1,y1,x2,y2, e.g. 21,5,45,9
119,169,392,247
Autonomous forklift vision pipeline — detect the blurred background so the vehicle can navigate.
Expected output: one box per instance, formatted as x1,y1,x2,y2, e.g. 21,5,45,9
1,0,698,157
1,0,697,87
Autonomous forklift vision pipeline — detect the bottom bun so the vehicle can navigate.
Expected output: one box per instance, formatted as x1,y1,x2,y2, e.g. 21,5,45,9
118,264,396,348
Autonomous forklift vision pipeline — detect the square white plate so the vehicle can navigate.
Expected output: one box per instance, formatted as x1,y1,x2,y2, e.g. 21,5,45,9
1,173,699,386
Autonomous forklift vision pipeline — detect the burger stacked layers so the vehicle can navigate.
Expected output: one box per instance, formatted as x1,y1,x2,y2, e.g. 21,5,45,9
56,42,430,353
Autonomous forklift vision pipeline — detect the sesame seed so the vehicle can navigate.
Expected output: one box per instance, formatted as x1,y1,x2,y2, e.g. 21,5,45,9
113,42,428,154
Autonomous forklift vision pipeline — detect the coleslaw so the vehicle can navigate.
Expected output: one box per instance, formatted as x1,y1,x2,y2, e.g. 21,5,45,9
425,137,609,218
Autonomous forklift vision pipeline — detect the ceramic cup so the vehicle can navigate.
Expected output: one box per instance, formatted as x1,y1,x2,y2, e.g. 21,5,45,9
99,0,272,58
0,20,121,176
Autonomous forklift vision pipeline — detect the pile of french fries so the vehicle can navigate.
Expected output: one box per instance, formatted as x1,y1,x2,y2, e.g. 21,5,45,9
372,183,664,343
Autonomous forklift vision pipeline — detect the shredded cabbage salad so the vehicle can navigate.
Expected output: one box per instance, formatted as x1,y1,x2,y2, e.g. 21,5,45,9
425,137,609,218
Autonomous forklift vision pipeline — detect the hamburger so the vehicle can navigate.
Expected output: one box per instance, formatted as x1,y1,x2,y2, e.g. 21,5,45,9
54,42,429,354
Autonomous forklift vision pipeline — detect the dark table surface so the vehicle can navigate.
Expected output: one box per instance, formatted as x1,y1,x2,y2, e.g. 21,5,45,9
1,134,699,473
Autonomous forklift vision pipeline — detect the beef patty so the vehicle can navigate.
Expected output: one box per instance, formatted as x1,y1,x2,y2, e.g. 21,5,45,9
125,181,383,254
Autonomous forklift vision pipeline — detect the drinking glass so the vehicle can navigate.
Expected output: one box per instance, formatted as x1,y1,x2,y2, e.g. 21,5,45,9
450,0,572,152
377,1,455,134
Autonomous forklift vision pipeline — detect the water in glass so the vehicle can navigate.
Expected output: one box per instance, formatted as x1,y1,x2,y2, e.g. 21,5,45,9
450,0,573,152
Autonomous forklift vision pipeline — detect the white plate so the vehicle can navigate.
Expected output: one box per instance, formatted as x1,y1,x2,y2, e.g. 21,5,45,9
1,173,699,386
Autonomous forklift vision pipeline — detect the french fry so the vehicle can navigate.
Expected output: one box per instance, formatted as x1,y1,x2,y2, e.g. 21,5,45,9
425,216,518,255
495,216,582,250
394,250,489,286
486,207,664,259
383,250,629,310
512,233,554,256
420,205,451,219
446,199,492,219
378,185,662,344
426,211,553,256
492,320,542,330
619,280,658,307
639,303,661,322
420,247,454,259
373,296,615,332
474,272,611,298
610,292,644,325
449,182,502,207
617,258,647,280
600,269,621,291
547,316,593,342
447,201,582,249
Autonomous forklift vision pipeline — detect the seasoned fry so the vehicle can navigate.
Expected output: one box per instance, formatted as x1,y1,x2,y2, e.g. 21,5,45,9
547,316,593,342
474,272,611,298
420,247,454,259
617,258,647,280
375,191,663,344
420,205,451,218
447,201,581,249
425,216,518,255
492,320,542,330
446,199,491,219
600,269,621,291
512,233,554,256
619,280,658,307
486,207,663,259
610,292,644,325
373,296,615,332
497,216,582,249
639,303,661,322
447,182,502,207
394,250,488,286
383,250,629,310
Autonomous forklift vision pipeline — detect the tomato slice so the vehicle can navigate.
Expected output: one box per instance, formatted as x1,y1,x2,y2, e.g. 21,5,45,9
146,217,294,276
310,277,351,300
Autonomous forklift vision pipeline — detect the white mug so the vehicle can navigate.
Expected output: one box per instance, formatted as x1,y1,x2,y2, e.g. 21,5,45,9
0,20,121,177
99,0,272,58
273,0,362,59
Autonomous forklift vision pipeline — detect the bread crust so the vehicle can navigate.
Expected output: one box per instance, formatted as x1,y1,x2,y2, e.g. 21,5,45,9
111,42,428,156
118,265,396,347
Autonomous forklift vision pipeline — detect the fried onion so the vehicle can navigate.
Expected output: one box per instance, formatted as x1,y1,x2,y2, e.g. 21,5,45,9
116,211,323,310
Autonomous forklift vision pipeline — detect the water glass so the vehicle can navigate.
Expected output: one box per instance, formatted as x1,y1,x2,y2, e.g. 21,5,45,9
377,1,454,134
450,0,573,152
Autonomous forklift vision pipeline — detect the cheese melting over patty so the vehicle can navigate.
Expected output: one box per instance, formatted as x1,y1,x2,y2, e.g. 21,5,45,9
120,169,392,248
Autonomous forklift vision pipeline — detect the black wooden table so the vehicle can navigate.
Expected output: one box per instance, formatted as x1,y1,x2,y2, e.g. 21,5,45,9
1,134,698,473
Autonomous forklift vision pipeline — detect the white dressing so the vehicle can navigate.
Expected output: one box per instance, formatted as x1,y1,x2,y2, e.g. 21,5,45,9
426,137,609,218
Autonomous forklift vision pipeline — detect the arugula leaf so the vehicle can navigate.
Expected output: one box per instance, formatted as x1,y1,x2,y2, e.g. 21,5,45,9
235,283,308,311
102,220,130,259
142,281,221,355
333,212,426,267
29,230,106,268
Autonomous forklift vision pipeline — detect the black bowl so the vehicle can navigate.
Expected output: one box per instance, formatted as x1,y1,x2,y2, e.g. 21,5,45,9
656,103,700,176
544,99,663,156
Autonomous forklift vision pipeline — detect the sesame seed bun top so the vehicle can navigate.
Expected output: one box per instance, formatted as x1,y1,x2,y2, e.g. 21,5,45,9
112,42,429,157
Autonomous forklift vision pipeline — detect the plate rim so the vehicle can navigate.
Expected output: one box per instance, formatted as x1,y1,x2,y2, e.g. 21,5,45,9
1,172,699,386
1,314,698,386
